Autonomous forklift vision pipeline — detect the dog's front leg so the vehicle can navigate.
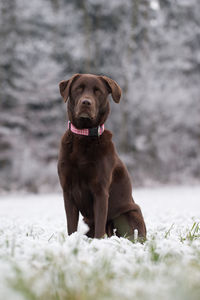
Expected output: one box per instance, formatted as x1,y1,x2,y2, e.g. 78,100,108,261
63,191,79,235
93,190,108,238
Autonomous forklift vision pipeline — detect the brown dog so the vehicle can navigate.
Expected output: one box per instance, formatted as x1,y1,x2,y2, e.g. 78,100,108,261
58,74,146,241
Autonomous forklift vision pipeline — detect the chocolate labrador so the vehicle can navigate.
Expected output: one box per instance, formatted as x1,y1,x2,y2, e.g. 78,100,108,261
58,74,146,241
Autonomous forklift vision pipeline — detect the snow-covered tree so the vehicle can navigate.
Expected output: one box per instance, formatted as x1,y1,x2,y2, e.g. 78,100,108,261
0,0,199,191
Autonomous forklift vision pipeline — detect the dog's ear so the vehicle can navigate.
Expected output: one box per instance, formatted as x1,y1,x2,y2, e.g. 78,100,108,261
59,74,80,102
101,76,122,103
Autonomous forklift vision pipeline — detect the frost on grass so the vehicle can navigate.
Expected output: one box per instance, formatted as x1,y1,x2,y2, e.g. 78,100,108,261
0,187,200,300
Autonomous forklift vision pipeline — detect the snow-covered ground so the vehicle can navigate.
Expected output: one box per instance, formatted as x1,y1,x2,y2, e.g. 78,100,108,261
0,187,200,300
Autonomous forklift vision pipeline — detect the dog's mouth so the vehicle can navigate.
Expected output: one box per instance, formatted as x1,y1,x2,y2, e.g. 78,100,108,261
79,112,93,119
77,110,96,121
74,111,98,129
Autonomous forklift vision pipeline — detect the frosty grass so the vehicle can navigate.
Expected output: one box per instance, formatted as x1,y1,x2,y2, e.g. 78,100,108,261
0,187,200,300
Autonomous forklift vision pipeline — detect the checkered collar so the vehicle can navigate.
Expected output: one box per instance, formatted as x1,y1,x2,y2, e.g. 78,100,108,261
68,121,104,137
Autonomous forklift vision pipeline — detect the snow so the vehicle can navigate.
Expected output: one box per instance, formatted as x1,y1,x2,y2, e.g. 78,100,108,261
150,0,160,11
0,186,200,300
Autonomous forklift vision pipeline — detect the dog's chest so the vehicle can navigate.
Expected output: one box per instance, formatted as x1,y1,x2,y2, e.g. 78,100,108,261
68,138,102,172
60,132,112,188
69,159,96,217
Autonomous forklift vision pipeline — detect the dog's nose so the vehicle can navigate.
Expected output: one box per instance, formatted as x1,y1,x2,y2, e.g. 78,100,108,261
82,99,91,106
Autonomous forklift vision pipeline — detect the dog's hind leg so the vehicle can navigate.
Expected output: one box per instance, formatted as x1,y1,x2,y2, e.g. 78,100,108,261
113,205,146,242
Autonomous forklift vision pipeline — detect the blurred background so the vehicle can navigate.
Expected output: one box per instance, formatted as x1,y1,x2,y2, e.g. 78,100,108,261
0,0,200,193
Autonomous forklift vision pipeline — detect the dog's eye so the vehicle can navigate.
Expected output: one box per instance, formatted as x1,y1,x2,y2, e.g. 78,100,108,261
94,87,101,94
76,85,84,92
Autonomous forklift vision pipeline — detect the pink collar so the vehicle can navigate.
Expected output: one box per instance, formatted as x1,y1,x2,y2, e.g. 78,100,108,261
68,121,104,137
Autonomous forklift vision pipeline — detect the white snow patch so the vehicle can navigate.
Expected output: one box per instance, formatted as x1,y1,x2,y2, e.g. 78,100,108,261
0,187,200,300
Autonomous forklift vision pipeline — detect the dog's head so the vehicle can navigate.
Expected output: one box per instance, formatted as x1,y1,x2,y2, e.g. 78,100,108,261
59,74,122,129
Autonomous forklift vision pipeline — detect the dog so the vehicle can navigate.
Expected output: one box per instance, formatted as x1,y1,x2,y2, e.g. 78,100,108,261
58,74,146,241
